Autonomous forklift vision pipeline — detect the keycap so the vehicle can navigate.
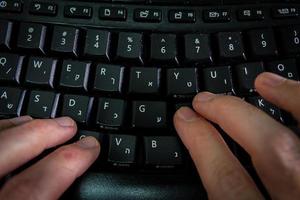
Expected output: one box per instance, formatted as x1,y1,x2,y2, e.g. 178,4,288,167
84,29,111,60
128,67,160,94
99,7,127,21
96,98,125,129
108,134,137,166
246,29,278,58
144,136,183,167
29,2,57,16
237,8,264,21
51,26,79,56
217,32,246,61
59,60,91,90
0,20,12,49
149,0,185,4
190,0,221,5
116,32,143,64
169,10,196,23
203,66,234,94
93,64,124,93
134,9,162,22
203,9,231,23
272,7,299,18
278,25,300,55
25,57,57,87
112,0,145,2
0,53,24,84
17,23,47,54
184,34,212,64
61,95,93,124
235,62,264,94
0,0,22,13
132,101,167,128
266,59,299,81
150,34,178,64
26,90,59,118
167,68,199,97
0,87,25,117
64,5,92,19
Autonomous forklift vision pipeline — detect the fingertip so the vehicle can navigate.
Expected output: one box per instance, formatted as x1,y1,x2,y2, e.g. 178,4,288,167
175,107,199,123
53,117,76,127
255,72,286,90
76,136,101,152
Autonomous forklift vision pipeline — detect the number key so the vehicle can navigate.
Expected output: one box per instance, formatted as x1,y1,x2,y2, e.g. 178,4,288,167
278,25,300,55
217,32,245,61
184,34,212,63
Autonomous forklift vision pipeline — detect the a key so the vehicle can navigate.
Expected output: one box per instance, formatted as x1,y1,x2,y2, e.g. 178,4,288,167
17,23,47,54
144,136,183,167
0,87,25,117
150,34,178,64
29,2,57,16
132,101,167,128
99,7,127,21
96,98,125,129
0,53,24,84
128,67,160,94
51,26,79,56
0,20,12,49
235,62,265,94
217,32,246,61
266,59,299,81
184,34,212,64
59,60,91,90
116,32,143,64
203,66,234,94
84,29,111,61
93,64,124,93
61,95,93,124
25,57,57,88
108,134,137,166
26,90,59,118
278,25,300,55
246,29,278,58
167,68,199,97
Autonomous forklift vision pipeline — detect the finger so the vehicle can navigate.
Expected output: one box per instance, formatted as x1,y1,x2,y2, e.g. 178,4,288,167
192,92,300,199
255,72,300,121
0,117,77,178
174,107,263,200
0,136,100,200
0,116,32,131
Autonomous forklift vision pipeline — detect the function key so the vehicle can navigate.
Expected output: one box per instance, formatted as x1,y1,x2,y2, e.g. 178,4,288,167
203,9,231,23
278,25,300,55
0,20,12,49
99,7,127,21
134,9,162,23
29,2,57,16
237,8,264,21
169,10,196,23
0,0,22,13
272,7,299,19
64,5,92,19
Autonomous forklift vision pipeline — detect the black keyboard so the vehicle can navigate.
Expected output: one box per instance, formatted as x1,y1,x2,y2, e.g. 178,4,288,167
0,0,299,199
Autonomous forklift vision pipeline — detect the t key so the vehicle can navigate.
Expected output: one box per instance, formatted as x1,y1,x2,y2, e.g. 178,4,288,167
0,87,25,117
0,53,24,84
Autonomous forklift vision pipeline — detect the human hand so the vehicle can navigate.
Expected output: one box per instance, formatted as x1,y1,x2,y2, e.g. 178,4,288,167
0,117,100,199
174,72,300,199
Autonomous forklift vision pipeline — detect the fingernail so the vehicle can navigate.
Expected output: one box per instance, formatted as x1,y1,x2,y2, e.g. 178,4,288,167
261,73,286,87
54,117,75,127
195,92,215,102
10,116,33,125
77,136,99,149
177,107,198,122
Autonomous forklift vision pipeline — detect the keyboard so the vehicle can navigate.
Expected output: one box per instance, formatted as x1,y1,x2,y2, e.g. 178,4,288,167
0,0,299,199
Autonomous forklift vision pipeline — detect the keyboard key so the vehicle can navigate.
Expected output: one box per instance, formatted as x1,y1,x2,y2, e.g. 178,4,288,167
217,32,245,61
237,8,264,21
59,60,91,90
84,29,111,60
93,64,124,93
25,57,57,87
0,87,25,117
96,98,125,129
272,7,299,19
184,34,212,63
51,26,79,56
150,34,178,64
132,101,167,128
61,95,93,124
17,23,47,54
278,25,300,55
144,136,183,167
26,90,59,118
167,68,199,97
108,134,137,166
29,2,57,16
99,7,127,21
246,29,278,58
203,9,231,23
64,5,92,19
203,66,233,94
0,20,12,49
116,32,143,64
169,10,196,23
0,53,23,84
128,67,160,94
266,59,299,81
0,0,22,13
134,9,162,22
235,62,264,94
149,0,185,4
